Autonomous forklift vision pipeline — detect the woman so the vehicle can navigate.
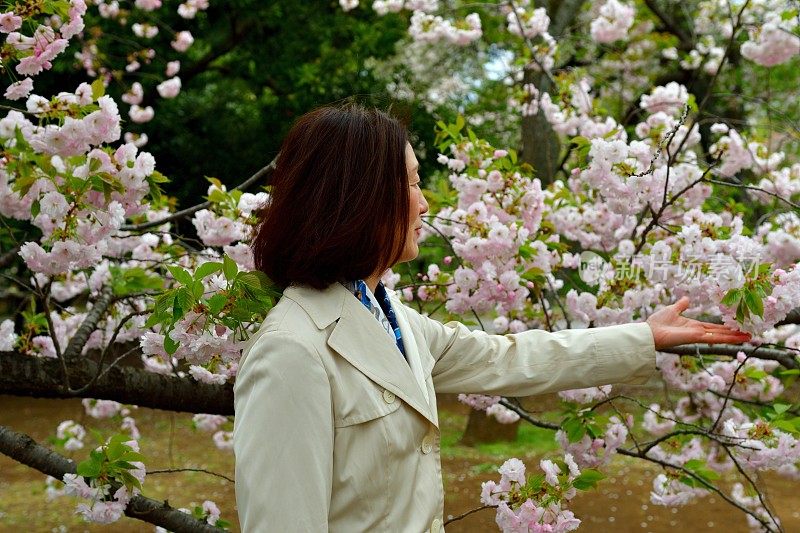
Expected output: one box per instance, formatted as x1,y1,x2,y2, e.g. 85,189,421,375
233,104,750,532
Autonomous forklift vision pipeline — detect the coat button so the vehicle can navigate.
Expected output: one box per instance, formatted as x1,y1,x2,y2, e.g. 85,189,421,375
382,389,396,404
430,518,442,533
421,434,434,454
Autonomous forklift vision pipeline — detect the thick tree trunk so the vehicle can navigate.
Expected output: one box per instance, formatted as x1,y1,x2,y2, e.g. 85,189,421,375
0,425,223,532
521,69,560,185
521,0,588,186
460,409,520,446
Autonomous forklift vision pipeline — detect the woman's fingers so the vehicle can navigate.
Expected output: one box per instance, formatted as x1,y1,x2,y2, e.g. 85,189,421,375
699,330,752,344
672,296,691,314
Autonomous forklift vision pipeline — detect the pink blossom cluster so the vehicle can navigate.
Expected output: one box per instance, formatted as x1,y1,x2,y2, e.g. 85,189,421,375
641,403,677,437
639,82,689,115
170,315,241,364
720,267,800,334
504,5,557,73
0,319,17,351
458,393,501,410
56,420,86,451
656,352,783,401
193,208,249,246
200,500,222,526
731,482,783,532
722,419,800,472
83,398,125,419
758,212,800,269
557,385,612,404
481,456,582,532
740,12,800,67
193,414,228,432
535,79,617,137
430,142,556,320
178,0,210,19
371,1,439,16
59,438,146,524
190,185,266,248
408,11,482,46
506,6,550,39
589,0,635,44
650,473,709,506
213,430,234,451
457,394,520,424
1,0,87,99
556,416,629,468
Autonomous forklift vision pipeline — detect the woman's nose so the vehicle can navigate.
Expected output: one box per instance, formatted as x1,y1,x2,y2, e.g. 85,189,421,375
419,193,429,215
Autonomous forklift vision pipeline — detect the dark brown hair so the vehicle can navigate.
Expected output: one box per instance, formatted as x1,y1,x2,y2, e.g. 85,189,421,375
251,104,410,289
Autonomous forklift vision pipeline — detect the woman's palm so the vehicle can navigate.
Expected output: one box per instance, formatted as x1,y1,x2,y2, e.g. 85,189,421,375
646,297,752,350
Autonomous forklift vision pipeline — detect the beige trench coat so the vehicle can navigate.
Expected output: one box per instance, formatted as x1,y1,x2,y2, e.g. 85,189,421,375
233,283,657,533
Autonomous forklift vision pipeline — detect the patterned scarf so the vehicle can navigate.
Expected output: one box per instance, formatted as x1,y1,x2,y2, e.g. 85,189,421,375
343,280,406,360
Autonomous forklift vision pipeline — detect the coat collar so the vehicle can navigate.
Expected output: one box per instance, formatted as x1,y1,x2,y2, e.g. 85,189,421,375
283,283,437,427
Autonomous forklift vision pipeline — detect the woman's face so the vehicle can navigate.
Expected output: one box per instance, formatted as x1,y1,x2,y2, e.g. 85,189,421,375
398,143,429,264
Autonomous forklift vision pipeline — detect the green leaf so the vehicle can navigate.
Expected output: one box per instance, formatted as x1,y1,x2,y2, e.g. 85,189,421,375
76,459,102,478
572,469,605,490
563,418,586,443
207,293,228,315
91,79,105,101
774,403,791,415
195,261,223,280
455,115,465,132
208,189,227,203
118,470,143,492
720,289,741,307
744,290,764,318
164,331,179,355
237,271,276,297
526,473,545,491
223,255,238,281
192,280,205,300
743,367,768,380
149,170,169,183
118,451,146,462
173,288,193,320
106,441,125,461
772,420,798,434
683,459,720,482
167,266,193,286
508,148,518,164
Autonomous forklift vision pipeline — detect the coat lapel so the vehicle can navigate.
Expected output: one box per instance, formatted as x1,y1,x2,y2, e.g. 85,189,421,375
283,284,437,428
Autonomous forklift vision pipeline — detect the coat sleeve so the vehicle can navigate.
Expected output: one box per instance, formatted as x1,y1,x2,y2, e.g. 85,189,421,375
400,304,657,395
233,329,333,532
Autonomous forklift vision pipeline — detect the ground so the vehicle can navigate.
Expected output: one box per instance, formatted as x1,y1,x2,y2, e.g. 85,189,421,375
1,394,798,532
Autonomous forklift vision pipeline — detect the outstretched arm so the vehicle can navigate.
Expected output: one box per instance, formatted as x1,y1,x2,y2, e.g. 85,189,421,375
401,297,749,396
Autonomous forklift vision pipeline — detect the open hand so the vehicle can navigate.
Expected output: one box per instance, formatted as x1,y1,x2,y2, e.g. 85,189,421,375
646,296,752,350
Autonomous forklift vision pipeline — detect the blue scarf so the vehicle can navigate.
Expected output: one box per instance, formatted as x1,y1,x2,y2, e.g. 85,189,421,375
343,280,406,360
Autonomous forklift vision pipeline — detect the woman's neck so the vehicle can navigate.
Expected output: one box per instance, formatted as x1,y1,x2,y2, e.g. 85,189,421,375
363,274,380,294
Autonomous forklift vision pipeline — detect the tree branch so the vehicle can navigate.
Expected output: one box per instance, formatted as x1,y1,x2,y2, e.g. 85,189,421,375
0,425,223,532
643,0,693,50
0,352,233,415
0,244,20,269
663,343,798,369
62,285,115,363
120,159,275,232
